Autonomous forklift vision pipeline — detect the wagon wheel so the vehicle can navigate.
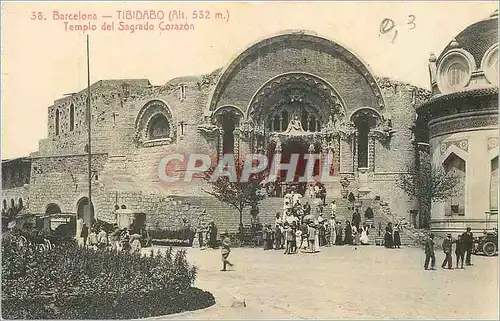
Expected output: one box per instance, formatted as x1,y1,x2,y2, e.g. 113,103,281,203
482,241,497,256
44,239,53,250
17,235,28,248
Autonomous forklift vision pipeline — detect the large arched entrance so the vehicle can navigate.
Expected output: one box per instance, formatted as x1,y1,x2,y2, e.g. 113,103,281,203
205,32,389,198
245,74,346,195
76,197,94,225
267,138,319,181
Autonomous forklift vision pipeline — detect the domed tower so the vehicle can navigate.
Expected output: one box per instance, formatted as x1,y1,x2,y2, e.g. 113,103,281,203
417,10,498,235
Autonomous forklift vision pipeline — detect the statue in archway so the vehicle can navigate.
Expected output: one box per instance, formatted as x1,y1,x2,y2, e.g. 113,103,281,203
322,115,338,134
284,113,304,134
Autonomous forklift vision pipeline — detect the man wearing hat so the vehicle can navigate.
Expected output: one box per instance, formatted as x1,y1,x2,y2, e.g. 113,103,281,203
461,227,474,266
424,233,436,270
441,233,454,269
220,232,234,271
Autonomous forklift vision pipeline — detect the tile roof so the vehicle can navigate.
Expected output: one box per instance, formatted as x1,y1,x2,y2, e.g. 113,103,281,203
438,16,498,69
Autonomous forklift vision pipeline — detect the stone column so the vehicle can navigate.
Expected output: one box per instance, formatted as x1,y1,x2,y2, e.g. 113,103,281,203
233,128,240,163
274,139,282,181
332,136,341,175
319,138,328,177
218,128,224,159
368,134,376,172
353,132,358,172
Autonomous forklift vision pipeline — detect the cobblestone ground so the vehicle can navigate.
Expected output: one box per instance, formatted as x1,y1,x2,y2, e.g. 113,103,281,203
144,245,498,320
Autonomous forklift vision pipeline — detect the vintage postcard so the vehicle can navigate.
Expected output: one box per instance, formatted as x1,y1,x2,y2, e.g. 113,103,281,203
1,1,498,319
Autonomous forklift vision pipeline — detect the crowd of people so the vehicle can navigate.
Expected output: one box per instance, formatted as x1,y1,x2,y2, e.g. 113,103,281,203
423,227,476,270
79,221,144,254
261,187,373,254
266,181,327,204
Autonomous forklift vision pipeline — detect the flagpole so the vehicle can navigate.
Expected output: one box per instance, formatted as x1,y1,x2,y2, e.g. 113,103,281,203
87,34,93,224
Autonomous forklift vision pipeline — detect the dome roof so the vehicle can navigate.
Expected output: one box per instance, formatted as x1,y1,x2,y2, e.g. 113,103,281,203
438,11,498,68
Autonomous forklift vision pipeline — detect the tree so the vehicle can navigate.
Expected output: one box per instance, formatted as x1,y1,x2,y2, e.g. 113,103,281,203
397,161,459,227
202,161,267,239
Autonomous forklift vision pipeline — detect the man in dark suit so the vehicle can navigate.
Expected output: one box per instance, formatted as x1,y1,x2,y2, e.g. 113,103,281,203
352,209,361,231
461,227,474,266
424,233,436,270
441,233,453,269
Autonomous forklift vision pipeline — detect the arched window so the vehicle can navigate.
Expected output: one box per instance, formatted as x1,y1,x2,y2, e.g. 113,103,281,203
148,114,170,140
55,109,60,135
18,198,23,209
490,156,498,211
10,199,14,209
356,120,370,168
352,109,379,170
443,153,466,216
221,113,239,154
437,53,472,93
447,62,467,87
70,104,75,131
135,100,175,147
3,199,6,210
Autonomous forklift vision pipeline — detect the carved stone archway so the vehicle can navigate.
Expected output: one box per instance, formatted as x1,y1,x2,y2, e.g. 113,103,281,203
350,107,395,171
212,105,245,159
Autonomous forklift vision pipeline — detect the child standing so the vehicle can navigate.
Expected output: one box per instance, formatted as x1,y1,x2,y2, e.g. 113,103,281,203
308,223,317,253
88,228,99,250
284,223,294,254
262,225,269,250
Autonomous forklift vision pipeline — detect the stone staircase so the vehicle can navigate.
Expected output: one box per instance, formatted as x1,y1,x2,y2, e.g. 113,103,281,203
175,193,424,245
374,200,429,247
98,149,428,246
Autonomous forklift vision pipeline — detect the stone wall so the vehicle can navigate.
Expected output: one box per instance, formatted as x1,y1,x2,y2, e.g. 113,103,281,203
27,154,108,214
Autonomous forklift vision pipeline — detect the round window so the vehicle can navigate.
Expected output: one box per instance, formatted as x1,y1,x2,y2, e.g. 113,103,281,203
483,46,498,85
437,53,472,93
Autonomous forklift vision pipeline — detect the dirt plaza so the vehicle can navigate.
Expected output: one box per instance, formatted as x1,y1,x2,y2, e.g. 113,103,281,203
144,245,498,320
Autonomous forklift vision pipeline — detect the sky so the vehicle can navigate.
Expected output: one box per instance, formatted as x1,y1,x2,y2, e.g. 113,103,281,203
1,1,497,159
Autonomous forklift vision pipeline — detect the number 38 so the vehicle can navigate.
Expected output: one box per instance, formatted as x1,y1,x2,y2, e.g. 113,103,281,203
31,12,44,20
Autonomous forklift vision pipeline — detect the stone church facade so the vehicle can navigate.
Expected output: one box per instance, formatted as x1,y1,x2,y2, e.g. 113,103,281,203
7,23,493,235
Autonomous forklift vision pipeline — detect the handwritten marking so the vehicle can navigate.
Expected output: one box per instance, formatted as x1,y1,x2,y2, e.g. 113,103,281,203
380,15,416,44
407,15,416,30
380,18,396,34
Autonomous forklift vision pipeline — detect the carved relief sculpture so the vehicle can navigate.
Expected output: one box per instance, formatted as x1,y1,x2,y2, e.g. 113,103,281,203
284,113,305,134
371,118,396,142
338,119,356,140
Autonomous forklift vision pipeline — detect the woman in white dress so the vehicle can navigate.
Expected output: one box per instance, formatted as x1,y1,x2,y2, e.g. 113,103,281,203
360,224,370,245
352,225,359,246
314,220,321,252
